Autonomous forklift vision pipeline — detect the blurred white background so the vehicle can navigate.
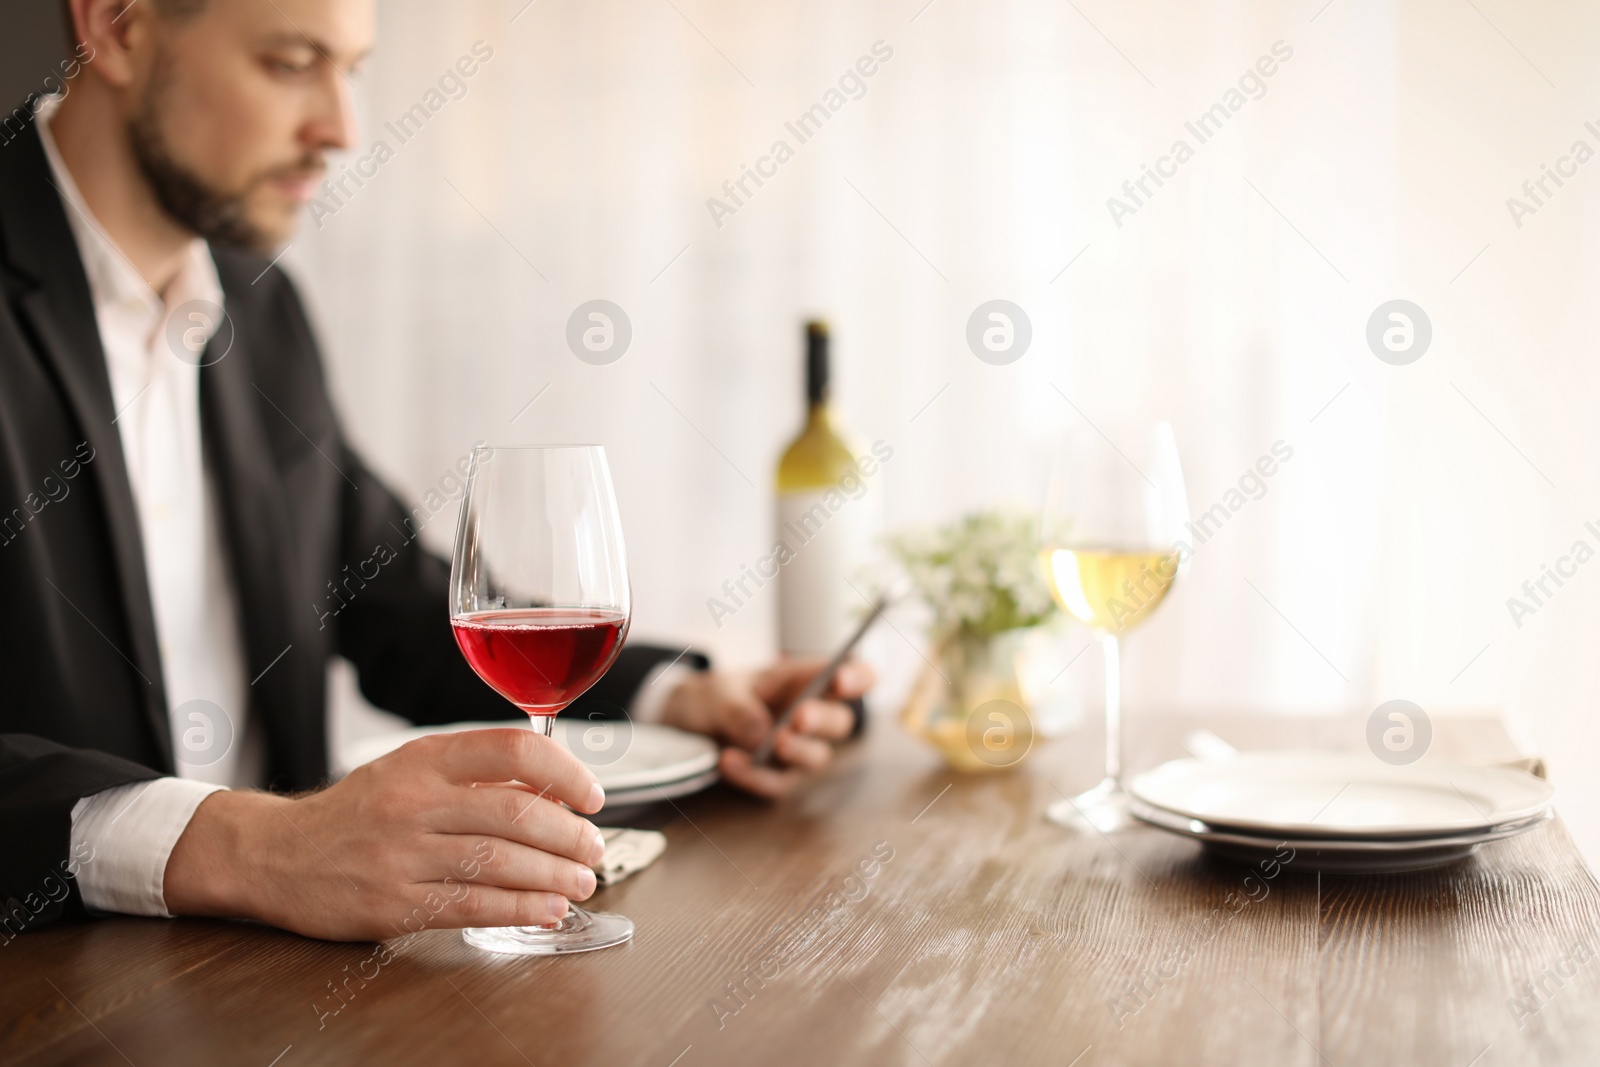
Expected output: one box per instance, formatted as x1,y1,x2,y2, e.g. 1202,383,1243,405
279,0,1600,863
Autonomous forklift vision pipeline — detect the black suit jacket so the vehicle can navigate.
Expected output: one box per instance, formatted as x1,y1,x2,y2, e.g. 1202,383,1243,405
0,118,700,935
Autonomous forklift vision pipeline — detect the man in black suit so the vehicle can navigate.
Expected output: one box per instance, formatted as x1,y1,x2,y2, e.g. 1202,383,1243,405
1,0,871,942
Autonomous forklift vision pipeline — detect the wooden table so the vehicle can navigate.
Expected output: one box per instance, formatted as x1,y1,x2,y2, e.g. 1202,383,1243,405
6,712,1600,1066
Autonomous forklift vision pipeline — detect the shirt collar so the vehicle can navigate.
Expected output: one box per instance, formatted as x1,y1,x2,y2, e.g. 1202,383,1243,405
33,95,225,339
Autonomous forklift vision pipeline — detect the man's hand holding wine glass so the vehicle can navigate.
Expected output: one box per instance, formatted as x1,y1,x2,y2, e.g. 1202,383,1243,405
162,654,871,944
164,728,608,942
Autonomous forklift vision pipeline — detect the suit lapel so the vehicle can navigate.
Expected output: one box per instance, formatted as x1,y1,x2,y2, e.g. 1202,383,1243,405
1,124,173,765
199,293,301,764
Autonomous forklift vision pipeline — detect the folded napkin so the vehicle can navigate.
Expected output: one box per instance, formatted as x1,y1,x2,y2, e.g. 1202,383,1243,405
593,827,667,885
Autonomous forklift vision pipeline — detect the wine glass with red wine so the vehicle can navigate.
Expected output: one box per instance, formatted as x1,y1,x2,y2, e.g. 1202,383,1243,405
450,444,633,954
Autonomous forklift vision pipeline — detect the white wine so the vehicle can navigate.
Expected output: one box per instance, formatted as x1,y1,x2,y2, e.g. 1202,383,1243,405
1041,547,1177,633
776,321,867,657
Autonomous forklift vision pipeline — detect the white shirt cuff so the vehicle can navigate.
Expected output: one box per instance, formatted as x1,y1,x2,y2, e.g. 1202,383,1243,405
627,662,698,724
69,777,228,917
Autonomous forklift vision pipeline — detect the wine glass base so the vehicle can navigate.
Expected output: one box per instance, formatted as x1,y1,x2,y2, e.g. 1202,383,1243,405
463,905,634,956
1046,778,1134,833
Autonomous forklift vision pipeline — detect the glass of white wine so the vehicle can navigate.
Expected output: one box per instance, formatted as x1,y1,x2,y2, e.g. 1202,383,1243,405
1040,420,1189,832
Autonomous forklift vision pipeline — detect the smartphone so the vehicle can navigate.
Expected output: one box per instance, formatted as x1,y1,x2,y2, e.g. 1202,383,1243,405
751,592,892,767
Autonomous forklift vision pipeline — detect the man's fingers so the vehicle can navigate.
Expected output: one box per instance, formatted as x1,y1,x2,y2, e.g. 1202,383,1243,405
431,837,598,901
422,883,572,929
828,660,875,699
758,657,874,707
753,658,823,706
408,728,604,814
719,747,803,798
793,699,854,741
426,785,605,866
721,692,774,750
771,730,833,772
476,780,548,794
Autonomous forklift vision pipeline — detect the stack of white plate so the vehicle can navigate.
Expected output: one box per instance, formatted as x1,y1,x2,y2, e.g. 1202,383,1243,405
337,720,721,810
1127,752,1554,873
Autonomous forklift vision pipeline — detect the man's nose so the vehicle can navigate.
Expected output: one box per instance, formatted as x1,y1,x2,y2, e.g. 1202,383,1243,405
306,65,357,153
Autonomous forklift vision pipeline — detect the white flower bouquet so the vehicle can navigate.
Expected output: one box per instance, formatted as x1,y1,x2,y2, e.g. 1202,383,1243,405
884,510,1059,643
883,510,1064,771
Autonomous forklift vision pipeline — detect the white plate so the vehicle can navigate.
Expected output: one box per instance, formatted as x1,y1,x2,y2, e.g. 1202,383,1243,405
601,768,724,810
1128,752,1553,839
337,719,720,795
1129,798,1553,873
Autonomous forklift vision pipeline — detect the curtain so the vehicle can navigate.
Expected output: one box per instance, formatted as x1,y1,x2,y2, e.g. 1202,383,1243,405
289,0,1600,863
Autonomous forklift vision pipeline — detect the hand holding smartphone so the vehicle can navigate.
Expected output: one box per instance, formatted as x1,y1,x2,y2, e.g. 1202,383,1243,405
752,592,892,767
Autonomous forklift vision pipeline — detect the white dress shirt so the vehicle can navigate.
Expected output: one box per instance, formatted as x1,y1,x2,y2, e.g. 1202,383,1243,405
39,99,260,917
39,99,688,919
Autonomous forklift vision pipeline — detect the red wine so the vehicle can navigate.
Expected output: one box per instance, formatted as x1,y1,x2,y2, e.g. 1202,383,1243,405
452,609,628,714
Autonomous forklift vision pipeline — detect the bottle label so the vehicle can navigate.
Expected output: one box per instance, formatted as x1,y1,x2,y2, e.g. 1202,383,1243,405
776,489,869,658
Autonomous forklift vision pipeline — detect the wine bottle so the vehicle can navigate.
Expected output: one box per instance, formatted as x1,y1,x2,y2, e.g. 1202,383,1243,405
775,321,869,658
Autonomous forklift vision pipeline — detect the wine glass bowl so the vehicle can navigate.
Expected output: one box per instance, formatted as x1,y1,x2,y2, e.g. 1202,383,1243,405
449,444,635,954
1040,547,1179,635
451,609,629,715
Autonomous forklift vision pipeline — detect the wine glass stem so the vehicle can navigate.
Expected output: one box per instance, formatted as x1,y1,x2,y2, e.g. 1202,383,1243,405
1102,631,1121,786
528,710,585,929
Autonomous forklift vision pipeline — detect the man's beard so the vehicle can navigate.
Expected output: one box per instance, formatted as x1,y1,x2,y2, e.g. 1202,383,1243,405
126,66,319,254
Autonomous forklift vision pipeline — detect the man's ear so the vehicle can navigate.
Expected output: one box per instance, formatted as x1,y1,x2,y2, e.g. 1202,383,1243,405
68,0,157,90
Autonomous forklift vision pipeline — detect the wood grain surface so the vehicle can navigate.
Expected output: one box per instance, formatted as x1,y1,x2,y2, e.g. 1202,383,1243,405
3,711,1598,1067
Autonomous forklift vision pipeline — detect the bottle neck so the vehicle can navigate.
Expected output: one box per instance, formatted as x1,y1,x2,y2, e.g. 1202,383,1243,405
805,400,832,428
805,323,829,409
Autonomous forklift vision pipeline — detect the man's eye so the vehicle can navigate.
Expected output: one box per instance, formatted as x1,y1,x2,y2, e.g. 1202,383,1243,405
269,58,314,75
